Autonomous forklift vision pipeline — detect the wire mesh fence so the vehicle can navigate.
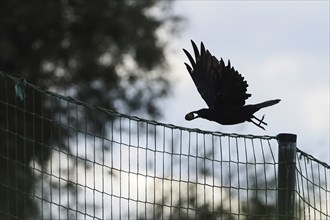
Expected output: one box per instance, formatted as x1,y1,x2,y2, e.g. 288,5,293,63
0,71,329,219
295,148,330,219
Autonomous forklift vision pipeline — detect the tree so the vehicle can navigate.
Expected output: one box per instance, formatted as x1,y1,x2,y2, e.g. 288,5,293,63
0,0,182,218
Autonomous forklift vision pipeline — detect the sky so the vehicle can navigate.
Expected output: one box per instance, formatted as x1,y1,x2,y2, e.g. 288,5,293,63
161,1,329,163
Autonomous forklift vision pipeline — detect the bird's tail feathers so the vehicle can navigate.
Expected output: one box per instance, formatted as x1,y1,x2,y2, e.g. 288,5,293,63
255,99,281,110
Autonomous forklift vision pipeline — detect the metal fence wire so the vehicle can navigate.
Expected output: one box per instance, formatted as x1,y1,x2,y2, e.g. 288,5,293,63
0,71,329,220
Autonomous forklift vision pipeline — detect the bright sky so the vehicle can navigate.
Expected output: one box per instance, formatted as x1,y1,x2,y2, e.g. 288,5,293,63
162,1,329,163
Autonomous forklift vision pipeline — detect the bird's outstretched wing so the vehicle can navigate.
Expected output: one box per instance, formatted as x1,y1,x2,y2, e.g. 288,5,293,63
183,40,251,111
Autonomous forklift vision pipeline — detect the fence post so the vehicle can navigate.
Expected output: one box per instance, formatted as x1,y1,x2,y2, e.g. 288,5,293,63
277,133,297,220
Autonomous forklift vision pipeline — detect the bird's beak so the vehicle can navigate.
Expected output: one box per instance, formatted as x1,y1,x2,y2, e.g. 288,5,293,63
185,112,197,121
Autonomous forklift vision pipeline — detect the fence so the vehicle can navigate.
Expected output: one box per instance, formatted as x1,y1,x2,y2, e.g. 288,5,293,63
0,72,329,220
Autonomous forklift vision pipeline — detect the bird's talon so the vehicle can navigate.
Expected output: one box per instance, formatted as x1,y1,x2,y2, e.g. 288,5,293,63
258,115,265,126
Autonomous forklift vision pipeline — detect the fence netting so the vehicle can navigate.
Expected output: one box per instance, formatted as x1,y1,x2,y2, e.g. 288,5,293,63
295,148,330,219
0,72,329,219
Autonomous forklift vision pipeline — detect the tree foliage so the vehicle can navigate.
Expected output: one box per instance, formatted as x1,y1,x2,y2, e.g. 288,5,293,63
1,0,179,117
0,0,181,218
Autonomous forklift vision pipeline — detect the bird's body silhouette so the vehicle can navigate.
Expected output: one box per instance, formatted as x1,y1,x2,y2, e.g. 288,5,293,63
183,40,280,130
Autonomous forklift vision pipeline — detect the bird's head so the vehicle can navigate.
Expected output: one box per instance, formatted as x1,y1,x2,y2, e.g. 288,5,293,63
185,109,212,121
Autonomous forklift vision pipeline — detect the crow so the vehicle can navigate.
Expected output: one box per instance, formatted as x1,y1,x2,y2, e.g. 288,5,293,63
183,40,280,130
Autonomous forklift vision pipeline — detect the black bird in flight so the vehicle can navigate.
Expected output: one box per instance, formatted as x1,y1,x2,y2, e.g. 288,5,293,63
183,40,280,130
